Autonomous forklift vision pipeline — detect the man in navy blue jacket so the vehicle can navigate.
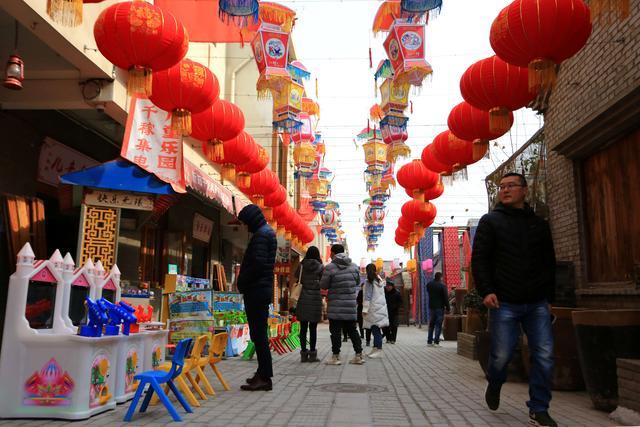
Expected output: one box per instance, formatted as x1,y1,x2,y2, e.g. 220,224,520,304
237,204,277,391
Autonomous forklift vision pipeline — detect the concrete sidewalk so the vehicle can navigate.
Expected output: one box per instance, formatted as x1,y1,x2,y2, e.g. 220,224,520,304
0,324,613,426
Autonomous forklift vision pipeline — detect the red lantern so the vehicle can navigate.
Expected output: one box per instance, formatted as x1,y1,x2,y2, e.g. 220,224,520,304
460,56,533,133
490,0,591,92
150,59,219,136
396,159,439,202
237,145,269,188
212,131,258,183
433,130,482,170
401,200,437,234
94,1,188,96
403,179,444,201
241,169,279,208
383,22,432,87
421,143,453,175
263,184,287,223
273,202,293,234
192,100,245,162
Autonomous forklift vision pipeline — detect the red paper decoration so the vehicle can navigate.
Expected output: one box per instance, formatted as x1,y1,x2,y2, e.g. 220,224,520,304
213,131,258,183
433,130,485,170
150,59,219,135
421,143,453,175
236,144,269,188
94,1,188,96
396,159,439,202
490,0,591,92
192,100,245,162
460,56,533,133
401,200,437,234
263,184,287,222
241,169,279,208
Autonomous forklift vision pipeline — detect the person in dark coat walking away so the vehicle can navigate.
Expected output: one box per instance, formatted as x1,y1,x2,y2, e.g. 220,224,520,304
320,244,364,365
294,246,324,363
426,272,450,346
383,279,403,344
236,205,277,391
472,172,557,427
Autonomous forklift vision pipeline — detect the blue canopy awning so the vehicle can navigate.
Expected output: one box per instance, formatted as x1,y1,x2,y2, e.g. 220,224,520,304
60,158,177,195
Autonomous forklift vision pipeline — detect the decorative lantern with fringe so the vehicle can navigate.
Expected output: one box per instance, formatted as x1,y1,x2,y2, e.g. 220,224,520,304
150,59,219,135
287,60,311,84
406,259,417,272
381,162,396,191
292,113,316,171
383,22,433,87
94,1,188,96
460,56,533,134
372,0,427,35
381,121,410,162
401,0,442,15
259,2,297,32
236,144,269,188
302,97,320,119
363,136,388,175
219,0,259,27
192,99,245,162
490,0,591,92
448,101,512,160
271,79,304,132
396,159,439,202
252,23,291,97
213,131,258,182
380,78,410,118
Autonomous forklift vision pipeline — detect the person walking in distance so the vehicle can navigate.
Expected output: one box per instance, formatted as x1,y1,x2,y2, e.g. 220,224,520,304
320,244,365,365
472,172,557,427
362,264,388,358
293,246,323,363
426,272,450,346
236,205,277,391
383,279,403,344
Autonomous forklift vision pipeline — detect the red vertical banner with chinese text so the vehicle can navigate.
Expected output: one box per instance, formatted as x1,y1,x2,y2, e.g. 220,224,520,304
121,96,186,193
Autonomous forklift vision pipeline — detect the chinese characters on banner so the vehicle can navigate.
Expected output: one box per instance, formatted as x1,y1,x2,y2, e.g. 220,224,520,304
38,138,98,186
183,159,234,213
193,213,214,242
84,189,154,211
121,97,186,192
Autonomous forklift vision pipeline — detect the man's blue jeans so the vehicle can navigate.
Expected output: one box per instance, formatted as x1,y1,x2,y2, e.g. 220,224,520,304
488,301,554,413
428,308,444,344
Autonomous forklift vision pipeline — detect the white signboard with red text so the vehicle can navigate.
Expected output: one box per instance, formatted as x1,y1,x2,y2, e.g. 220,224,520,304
38,138,99,186
121,97,186,193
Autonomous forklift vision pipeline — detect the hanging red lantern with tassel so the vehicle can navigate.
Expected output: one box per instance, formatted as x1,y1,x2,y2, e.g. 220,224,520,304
432,130,484,171
448,101,512,160
264,184,287,223
240,169,279,208
401,200,437,236
396,159,439,202
150,59,219,136
236,144,269,188
403,178,444,201
192,99,245,162
213,131,258,183
94,1,188,95
490,0,591,92
421,143,453,175
460,55,533,134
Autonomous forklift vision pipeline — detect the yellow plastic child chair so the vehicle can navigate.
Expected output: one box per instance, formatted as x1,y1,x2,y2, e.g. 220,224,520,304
202,332,230,391
153,335,214,406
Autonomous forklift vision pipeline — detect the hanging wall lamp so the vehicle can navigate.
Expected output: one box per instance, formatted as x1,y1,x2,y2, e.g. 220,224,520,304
4,21,24,90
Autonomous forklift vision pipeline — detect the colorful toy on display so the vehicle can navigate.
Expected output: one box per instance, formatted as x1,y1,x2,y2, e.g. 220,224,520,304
0,244,168,420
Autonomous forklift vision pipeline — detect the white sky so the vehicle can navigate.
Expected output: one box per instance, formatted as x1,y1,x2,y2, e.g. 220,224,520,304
276,0,543,262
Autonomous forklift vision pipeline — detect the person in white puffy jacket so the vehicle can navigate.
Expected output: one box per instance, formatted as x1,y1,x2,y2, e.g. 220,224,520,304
362,263,389,358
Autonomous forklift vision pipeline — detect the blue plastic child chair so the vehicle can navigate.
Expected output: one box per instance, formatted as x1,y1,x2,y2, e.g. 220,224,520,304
124,338,194,422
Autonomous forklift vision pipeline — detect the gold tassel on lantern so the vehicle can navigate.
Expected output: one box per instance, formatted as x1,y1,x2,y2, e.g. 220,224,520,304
127,66,153,97
47,0,82,27
221,164,236,183
236,172,251,188
277,225,285,235
473,140,489,162
172,108,192,136
590,0,630,23
209,139,224,162
263,207,273,222
285,231,292,241
253,196,265,208
412,189,425,203
528,59,557,93
488,107,512,134
387,142,411,163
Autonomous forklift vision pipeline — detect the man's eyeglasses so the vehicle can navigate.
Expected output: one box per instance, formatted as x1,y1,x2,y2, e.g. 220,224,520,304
498,183,525,191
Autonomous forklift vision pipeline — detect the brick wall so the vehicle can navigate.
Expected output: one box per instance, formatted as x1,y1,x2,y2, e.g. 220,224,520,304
543,0,640,300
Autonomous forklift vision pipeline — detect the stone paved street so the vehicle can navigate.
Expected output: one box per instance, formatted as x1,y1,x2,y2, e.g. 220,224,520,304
0,325,613,426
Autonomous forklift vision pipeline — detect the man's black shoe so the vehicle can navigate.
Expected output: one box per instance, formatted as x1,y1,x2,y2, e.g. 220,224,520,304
240,376,272,391
485,384,501,411
528,411,558,427
245,372,259,384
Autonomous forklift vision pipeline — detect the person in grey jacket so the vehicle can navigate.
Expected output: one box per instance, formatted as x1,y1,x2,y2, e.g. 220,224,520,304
294,246,324,363
320,244,365,365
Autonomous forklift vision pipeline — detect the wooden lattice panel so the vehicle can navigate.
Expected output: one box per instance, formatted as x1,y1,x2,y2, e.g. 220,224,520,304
79,205,119,270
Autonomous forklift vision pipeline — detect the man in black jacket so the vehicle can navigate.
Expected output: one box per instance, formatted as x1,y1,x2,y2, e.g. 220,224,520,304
383,279,402,343
237,204,277,391
472,173,557,427
426,272,450,346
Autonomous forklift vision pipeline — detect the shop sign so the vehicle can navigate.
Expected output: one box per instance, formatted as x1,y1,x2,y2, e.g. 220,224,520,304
121,96,186,192
183,159,234,213
193,213,214,243
38,137,98,187
84,189,154,211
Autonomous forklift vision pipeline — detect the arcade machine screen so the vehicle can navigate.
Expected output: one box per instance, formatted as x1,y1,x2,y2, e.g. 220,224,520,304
25,280,56,329
69,285,89,326
102,289,115,303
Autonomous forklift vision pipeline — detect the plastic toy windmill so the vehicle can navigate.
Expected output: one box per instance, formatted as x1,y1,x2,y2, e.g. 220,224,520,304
271,79,304,132
383,21,433,87
287,60,311,84
252,23,292,98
